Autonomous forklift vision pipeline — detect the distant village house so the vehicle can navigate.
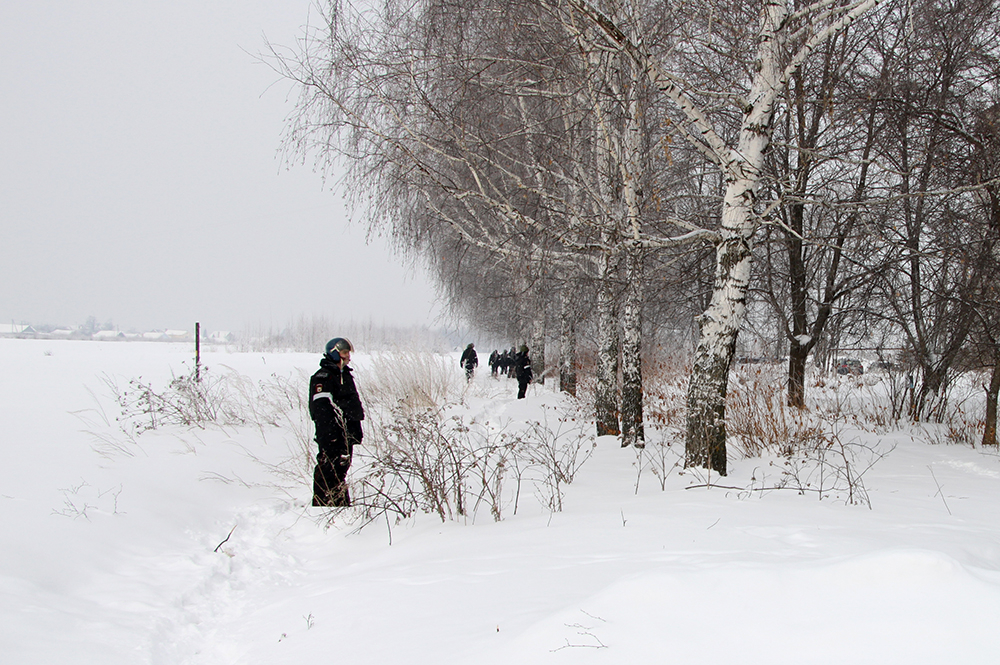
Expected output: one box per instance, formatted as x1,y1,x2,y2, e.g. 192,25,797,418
0,324,36,337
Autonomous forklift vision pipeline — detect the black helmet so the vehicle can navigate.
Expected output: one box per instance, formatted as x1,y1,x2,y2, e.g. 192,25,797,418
325,337,354,360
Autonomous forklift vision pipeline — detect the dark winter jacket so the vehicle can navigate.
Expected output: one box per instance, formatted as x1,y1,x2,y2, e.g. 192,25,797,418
514,351,533,384
460,346,479,369
309,357,364,455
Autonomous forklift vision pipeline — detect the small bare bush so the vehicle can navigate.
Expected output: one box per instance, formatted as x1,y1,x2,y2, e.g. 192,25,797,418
770,429,894,508
710,364,894,507
927,372,986,446
105,363,294,434
107,364,224,433
352,405,520,523
629,352,687,492
352,401,596,524
518,405,597,512
924,403,984,447
808,373,902,431
339,349,598,525
633,431,684,493
91,364,314,474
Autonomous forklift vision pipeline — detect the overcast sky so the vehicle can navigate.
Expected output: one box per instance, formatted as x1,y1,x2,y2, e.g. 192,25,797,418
0,0,443,333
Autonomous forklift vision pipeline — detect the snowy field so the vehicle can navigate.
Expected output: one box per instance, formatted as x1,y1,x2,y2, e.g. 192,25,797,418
3,338,1000,664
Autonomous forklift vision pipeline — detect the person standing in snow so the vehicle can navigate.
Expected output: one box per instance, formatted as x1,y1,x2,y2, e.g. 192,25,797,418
309,337,365,507
514,344,533,399
488,349,500,378
460,343,478,381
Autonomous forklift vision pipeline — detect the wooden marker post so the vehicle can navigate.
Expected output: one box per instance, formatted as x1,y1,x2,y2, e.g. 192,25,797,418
195,321,201,383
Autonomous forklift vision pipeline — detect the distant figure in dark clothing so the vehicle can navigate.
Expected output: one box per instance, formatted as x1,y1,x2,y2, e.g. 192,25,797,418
309,337,365,507
488,349,500,377
460,343,478,381
504,347,517,377
514,344,533,399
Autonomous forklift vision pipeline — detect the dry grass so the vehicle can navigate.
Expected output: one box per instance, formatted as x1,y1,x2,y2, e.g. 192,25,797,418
727,364,825,458
361,351,461,411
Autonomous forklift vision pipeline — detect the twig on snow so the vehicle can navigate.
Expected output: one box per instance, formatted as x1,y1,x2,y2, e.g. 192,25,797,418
927,465,952,516
214,524,237,552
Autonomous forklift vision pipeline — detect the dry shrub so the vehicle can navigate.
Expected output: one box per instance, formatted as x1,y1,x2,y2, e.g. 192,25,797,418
628,353,688,492
354,405,508,522
808,376,899,432
759,428,891,508
87,364,317,489
96,364,305,444
721,365,896,507
920,374,986,446
643,353,689,429
352,402,595,524
94,349,597,522
727,364,824,458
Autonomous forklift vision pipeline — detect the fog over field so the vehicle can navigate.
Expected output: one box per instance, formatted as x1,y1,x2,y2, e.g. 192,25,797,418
0,1,441,333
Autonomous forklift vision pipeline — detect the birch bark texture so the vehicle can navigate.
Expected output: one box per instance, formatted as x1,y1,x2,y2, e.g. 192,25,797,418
620,244,645,448
558,288,578,397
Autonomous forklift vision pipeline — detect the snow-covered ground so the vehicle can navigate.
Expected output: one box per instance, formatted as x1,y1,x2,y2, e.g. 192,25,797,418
3,338,1000,664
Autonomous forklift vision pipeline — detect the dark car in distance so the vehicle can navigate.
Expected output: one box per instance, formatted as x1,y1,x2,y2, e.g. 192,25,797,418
836,359,864,375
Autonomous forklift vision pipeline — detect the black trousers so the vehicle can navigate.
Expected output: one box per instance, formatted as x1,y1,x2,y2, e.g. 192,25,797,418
517,378,529,399
313,449,352,507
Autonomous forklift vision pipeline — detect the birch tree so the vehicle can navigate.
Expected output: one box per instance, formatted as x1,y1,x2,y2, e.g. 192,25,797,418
566,0,887,473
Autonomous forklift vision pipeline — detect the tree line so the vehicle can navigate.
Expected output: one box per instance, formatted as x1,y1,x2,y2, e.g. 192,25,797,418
272,0,1000,472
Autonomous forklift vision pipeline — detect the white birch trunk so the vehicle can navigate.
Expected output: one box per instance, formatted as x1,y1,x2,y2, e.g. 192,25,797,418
620,244,644,447
559,289,578,396
684,0,786,474
530,321,546,385
595,250,620,436
589,43,622,438
620,61,645,448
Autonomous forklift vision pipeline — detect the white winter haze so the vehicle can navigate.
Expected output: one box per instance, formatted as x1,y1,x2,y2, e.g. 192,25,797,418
0,0,441,333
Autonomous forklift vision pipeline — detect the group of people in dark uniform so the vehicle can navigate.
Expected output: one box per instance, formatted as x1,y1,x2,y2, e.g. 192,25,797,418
461,344,533,398
488,348,514,378
487,345,533,399
308,336,533,508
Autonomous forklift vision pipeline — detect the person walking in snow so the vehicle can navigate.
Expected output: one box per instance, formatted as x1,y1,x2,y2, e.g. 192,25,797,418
460,343,478,381
309,337,365,507
514,344,533,399
500,347,515,377
488,349,500,378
